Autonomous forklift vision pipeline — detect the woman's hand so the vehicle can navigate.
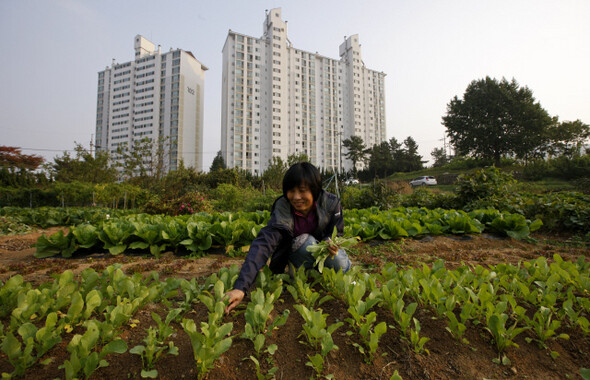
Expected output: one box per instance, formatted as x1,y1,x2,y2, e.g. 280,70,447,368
224,289,245,314
327,239,338,257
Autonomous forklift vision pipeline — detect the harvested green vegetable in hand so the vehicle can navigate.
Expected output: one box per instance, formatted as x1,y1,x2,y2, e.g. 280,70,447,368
306,227,359,273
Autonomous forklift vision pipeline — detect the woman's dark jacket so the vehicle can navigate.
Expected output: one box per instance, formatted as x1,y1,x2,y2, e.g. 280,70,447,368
233,190,343,293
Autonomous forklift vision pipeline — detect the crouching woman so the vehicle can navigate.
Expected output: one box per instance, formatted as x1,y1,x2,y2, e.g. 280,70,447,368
225,162,351,313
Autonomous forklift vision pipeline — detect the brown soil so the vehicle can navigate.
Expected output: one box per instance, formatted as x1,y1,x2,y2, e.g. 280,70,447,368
0,229,589,380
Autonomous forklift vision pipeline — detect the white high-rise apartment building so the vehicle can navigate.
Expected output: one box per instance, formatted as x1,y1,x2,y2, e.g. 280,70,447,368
221,8,386,175
96,35,207,173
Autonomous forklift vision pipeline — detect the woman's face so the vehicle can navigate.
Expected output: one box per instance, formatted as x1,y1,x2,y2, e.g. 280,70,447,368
286,183,314,216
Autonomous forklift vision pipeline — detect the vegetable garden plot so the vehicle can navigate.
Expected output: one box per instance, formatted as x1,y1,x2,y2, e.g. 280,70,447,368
31,208,542,259
1,252,589,380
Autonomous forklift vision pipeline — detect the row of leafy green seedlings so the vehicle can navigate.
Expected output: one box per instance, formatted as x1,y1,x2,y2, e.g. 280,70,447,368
179,263,292,380
3,255,588,379
376,254,590,364
224,259,403,379
286,265,410,380
235,261,395,379
289,254,589,375
0,207,136,230
33,206,542,259
0,263,238,379
0,265,175,379
345,206,542,241
2,264,170,378
2,260,392,380
33,210,273,258
0,260,291,380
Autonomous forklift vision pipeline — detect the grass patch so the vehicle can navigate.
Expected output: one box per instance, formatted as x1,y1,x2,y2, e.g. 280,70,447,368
515,178,578,193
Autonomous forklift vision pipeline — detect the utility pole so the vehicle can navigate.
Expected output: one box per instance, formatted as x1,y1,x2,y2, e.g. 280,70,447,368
337,131,343,175
90,134,94,156
439,135,450,157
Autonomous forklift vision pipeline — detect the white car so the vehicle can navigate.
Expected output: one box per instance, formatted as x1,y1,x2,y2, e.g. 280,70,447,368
409,176,437,187
344,178,360,185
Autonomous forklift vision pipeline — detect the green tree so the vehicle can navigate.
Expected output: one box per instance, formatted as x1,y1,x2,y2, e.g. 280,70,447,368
363,136,424,178
342,136,368,172
399,136,424,172
287,152,310,166
52,181,94,206
262,156,288,190
50,143,117,184
159,161,204,197
388,137,404,172
206,168,239,189
431,147,450,167
545,120,590,158
442,77,553,166
115,138,152,181
93,182,144,209
115,136,170,186
367,141,394,178
210,151,226,172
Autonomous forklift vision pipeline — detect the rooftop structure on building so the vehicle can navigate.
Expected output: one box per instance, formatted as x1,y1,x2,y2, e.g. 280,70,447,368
95,35,207,176
221,8,386,175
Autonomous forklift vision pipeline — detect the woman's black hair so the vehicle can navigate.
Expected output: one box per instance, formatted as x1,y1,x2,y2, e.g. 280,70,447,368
282,162,322,201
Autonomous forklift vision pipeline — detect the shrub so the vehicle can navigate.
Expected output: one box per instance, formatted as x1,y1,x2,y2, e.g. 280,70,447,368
242,189,281,212
174,192,213,215
205,168,256,189
575,178,590,194
341,181,401,210
456,167,515,207
341,187,368,209
444,156,486,170
402,188,459,209
0,187,60,208
210,183,250,212
142,192,213,215
522,159,550,181
549,155,590,179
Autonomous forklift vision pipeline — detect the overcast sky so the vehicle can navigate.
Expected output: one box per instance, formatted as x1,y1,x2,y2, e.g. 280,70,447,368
1,0,589,170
